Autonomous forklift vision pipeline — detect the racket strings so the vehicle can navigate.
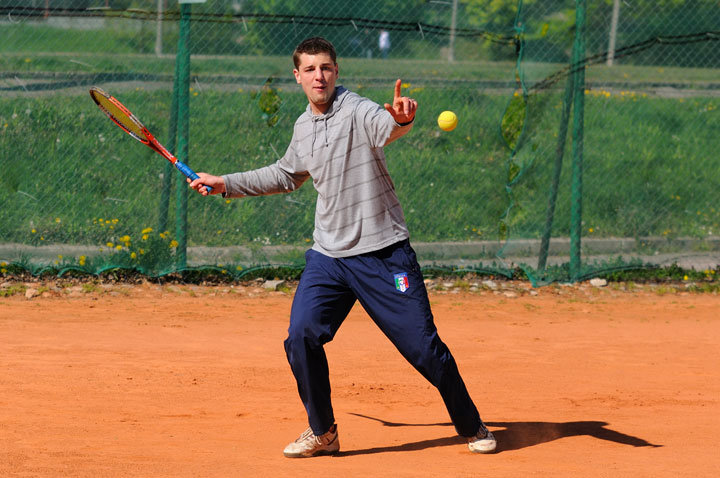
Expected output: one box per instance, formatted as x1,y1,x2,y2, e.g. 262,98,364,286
90,88,147,143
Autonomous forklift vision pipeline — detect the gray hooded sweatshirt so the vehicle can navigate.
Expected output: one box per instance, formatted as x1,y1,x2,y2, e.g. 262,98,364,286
222,86,413,258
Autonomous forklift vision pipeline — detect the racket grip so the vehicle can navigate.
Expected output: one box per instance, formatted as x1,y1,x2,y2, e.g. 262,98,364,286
175,160,213,194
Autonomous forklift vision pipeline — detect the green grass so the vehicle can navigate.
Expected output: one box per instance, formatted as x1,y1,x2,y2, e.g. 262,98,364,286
0,87,505,247
5,50,720,87
4,22,720,86
1,86,718,250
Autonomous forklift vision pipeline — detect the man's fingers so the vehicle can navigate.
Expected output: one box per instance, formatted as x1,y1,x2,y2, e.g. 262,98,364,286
385,101,404,118
188,175,206,191
394,79,402,100
401,97,416,116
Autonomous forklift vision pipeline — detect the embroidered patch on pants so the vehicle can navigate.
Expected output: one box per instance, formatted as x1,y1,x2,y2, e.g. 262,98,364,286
394,272,409,292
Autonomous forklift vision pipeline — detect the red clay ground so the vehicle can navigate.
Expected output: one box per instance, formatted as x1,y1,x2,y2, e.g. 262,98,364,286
1,281,719,477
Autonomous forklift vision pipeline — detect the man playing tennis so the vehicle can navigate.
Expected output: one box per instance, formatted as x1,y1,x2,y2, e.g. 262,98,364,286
189,36,496,457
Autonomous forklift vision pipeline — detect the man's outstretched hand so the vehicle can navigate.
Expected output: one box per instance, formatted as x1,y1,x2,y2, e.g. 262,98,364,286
384,79,417,125
188,173,226,196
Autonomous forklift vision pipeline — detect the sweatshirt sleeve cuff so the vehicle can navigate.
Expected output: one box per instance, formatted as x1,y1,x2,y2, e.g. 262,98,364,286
221,173,243,198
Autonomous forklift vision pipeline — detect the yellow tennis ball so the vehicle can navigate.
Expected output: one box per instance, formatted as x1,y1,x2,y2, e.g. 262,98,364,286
437,111,458,131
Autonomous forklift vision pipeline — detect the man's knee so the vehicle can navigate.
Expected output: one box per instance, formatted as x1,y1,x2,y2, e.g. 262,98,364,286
286,315,327,352
411,335,455,385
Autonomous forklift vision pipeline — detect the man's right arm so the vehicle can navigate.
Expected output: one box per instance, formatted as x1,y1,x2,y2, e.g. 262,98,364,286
222,162,309,198
188,129,309,197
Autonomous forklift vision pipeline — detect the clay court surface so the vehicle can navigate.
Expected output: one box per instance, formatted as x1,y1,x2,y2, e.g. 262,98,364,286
1,281,718,477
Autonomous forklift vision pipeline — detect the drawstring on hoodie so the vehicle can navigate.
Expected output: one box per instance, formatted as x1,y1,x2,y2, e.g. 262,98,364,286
310,117,330,158
311,120,317,158
323,118,329,148
309,86,345,158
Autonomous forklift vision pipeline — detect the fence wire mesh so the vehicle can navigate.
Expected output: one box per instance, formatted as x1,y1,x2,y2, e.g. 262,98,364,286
1,0,719,284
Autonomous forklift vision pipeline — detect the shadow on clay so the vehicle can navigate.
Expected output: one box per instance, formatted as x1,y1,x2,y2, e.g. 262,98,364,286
336,413,661,456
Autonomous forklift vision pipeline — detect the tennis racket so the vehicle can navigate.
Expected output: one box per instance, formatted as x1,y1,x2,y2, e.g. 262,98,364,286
89,87,212,193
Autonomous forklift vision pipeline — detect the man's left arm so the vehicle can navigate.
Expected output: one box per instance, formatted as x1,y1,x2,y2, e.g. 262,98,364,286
361,79,417,148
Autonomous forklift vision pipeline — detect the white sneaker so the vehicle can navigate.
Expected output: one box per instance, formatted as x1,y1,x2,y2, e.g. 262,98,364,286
283,424,340,458
467,425,497,454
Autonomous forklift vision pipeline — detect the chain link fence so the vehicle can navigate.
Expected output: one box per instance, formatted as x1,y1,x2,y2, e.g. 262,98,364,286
1,0,719,284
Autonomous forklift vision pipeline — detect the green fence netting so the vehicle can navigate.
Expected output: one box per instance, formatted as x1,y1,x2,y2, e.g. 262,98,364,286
1,0,718,285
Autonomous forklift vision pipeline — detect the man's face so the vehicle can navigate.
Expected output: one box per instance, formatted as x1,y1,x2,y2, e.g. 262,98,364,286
293,52,339,115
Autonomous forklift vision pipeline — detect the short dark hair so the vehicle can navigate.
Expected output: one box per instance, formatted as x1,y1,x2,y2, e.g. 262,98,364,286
293,37,337,68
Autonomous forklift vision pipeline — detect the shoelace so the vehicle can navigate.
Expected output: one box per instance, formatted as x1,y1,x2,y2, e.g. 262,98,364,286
296,427,315,443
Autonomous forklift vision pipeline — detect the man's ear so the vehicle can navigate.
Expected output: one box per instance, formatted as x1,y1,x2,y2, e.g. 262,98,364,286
293,69,301,84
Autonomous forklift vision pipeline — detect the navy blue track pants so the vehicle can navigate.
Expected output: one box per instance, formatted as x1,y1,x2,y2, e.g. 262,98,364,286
284,239,482,437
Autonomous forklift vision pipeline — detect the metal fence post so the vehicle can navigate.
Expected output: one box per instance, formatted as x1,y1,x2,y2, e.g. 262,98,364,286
538,72,574,271
174,2,192,269
570,0,587,280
